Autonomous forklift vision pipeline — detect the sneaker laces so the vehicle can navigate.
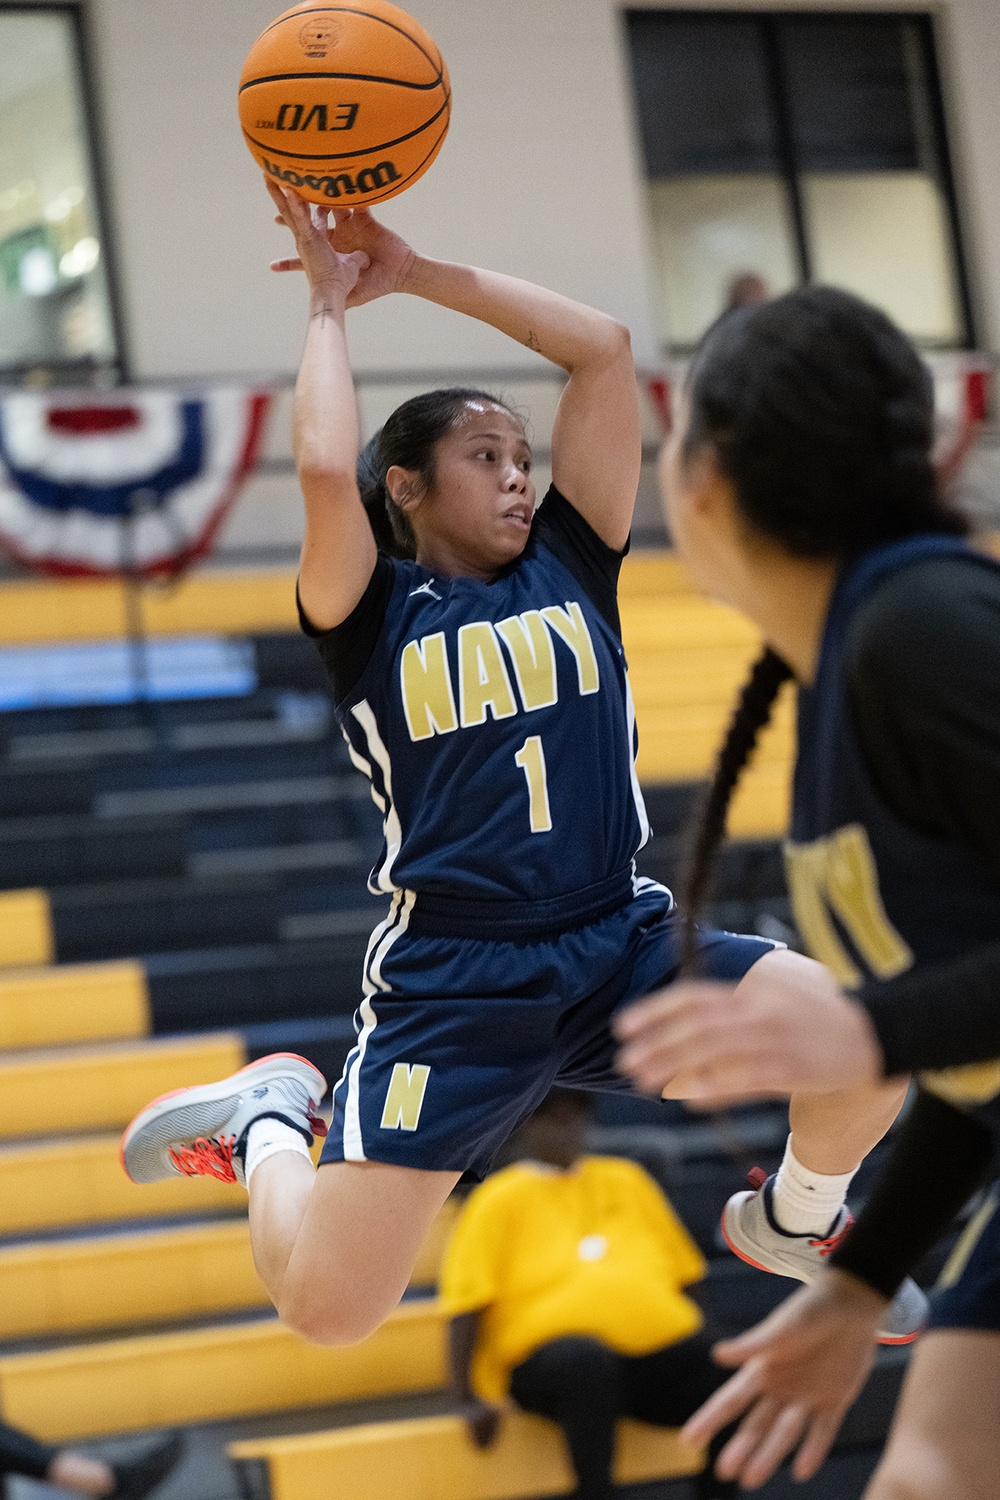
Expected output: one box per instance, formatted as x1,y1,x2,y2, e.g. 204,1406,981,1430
810,1213,855,1257
169,1134,238,1184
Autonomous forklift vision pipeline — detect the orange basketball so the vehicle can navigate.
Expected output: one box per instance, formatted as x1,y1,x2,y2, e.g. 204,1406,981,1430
238,2,451,207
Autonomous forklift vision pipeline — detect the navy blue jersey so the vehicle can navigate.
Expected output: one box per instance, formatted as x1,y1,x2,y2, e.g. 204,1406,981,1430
307,487,649,915
787,535,1000,1117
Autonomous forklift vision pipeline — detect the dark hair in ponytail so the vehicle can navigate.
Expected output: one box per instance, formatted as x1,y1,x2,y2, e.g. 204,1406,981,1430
357,387,519,559
682,286,968,943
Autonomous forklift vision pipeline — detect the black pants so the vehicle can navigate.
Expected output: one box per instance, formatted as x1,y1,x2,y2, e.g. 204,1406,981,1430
0,1420,56,1481
509,1333,738,1500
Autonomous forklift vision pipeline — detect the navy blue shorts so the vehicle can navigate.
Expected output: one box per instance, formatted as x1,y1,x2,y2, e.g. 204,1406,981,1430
320,880,775,1178
929,1183,1000,1332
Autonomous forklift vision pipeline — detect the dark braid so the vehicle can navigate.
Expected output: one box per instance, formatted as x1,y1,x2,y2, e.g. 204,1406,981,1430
683,648,793,968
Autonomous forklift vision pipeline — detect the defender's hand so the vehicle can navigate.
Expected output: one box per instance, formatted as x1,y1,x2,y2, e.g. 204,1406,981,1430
684,1273,884,1489
615,948,884,1103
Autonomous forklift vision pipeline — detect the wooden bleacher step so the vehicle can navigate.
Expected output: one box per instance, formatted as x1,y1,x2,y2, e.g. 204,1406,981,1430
0,1199,458,1341
0,1300,445,1441
228,1411,703,1500
0,889,53,968
0,1131,243,1235
0,960,150,1049
0,1032,246,1139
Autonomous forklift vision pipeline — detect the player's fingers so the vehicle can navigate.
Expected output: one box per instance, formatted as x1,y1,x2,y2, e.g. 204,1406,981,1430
269,257,304,273
739,1403,809,1489
682,1363,762,1446
614,982,736,1039
791,1410,842,1481
332,208,354,229
713,1396,781,1480
618,1025,752,1093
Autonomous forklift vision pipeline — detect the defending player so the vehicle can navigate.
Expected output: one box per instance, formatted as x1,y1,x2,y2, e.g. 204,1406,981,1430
616,285,1000,1497
121,191,917,1349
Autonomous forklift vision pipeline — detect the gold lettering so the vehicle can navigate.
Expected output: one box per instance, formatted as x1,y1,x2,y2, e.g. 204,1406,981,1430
400,633,458,742
784,824,913,987
496,611,558,711
380,1063,430,1131
541,602,600,695
458,622,517,727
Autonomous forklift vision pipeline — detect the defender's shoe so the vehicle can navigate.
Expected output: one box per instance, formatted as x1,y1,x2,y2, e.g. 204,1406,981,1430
120,1053,328,1188
722,1169,928,1346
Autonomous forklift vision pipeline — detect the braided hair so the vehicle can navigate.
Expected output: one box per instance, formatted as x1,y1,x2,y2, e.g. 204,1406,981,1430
681,286,969,948
356,387,518,559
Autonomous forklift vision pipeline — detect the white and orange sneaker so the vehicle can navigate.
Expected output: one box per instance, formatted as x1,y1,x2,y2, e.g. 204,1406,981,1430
722,1168,928,1346
120,1053,327,1188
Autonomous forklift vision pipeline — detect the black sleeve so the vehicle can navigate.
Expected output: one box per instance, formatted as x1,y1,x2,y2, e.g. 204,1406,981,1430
0,1422,57,1481
829,1087,995,1299
532,484,627,635
297,555,395,704
845,556,1000,1075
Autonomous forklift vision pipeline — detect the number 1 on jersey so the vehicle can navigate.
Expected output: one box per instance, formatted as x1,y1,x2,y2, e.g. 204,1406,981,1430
515,734,553,833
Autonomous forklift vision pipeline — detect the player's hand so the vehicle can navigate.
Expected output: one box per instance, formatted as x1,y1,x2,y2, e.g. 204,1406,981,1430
268,188,415,307
265,179,369,304
685,1272,884,1488
615,948,885,1104
462,1399,502,1449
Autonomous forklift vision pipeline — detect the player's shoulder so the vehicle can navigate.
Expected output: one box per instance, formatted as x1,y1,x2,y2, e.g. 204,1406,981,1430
847,551,1000,689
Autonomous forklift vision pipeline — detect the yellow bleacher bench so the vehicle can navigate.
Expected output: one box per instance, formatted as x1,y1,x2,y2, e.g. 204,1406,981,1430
0,890,54,968
0,960,150,1050
0,1197,459,1341
0,1131,243,1236
228,1411,703,1500
0,1031,245,1139
0,1299,446,1441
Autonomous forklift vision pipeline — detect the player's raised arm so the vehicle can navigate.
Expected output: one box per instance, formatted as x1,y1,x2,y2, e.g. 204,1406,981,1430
266,181,378,631
405,256,640,550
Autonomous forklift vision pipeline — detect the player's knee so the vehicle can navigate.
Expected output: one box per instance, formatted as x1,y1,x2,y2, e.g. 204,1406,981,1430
867,1444,963,1500
277,1284,386,1346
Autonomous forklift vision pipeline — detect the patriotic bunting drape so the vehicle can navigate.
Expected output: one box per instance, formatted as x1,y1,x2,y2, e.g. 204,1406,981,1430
0,387,271,577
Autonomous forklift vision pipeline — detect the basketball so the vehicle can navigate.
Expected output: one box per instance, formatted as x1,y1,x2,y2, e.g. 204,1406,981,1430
238,1,450,208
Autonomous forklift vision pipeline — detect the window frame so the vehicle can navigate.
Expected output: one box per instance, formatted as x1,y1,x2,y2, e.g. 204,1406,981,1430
0,0,128,383
623,7,977,351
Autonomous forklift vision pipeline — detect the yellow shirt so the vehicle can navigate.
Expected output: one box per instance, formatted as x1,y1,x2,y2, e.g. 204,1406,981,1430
438,1156,706,1402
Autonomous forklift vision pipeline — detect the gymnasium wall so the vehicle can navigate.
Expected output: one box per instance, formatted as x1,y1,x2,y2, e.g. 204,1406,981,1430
12,0,1000,556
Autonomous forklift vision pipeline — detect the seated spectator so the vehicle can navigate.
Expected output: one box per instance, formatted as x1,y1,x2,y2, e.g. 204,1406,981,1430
0,1424,181,1500
440,1089,736,1500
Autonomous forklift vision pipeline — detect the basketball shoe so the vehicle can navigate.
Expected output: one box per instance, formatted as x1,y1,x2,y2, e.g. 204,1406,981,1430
120,1053,328,1189
722,1168,928,1345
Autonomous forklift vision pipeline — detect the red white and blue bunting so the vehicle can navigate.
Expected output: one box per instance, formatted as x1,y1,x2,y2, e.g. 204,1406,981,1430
0,387,271,577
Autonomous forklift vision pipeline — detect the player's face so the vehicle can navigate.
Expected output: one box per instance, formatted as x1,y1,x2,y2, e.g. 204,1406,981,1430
658,392,740,602
412,404,536,574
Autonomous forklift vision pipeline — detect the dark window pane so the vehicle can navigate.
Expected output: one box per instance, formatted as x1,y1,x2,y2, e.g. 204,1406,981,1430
625,12,779,174
778,16,921,172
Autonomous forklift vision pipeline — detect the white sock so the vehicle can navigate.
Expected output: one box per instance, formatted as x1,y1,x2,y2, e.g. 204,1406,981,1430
770,1135,857,1235
244,1117,313,1189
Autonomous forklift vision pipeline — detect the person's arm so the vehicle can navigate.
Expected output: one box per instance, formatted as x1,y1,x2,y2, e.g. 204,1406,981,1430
449,1311,502,1448
282,207,640,551
265,182,379,632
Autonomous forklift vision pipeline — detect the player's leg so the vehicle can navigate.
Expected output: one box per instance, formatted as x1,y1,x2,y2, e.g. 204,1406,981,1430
249,1153,459,1343
863,1329,1000,1500
605,897,926,1341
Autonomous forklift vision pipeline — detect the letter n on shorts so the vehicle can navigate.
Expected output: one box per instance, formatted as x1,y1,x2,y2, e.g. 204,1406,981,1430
380,1063,431,1131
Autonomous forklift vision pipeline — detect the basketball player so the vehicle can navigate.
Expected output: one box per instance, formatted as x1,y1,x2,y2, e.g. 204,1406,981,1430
121,191,918,1350
615,285,1000,1497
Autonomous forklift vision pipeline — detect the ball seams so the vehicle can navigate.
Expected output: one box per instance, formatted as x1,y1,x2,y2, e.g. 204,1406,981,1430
252,6,442,78
239,69,443,93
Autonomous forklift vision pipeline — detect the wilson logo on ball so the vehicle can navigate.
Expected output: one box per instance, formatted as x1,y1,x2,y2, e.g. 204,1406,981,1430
262,155,400,198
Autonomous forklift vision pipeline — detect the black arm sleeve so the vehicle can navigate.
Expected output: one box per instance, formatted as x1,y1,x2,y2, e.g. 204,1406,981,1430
0,1423,57,1481
297,555,395,704
532,485,627,635
829,1088,996,1299
845,556,1000,1075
